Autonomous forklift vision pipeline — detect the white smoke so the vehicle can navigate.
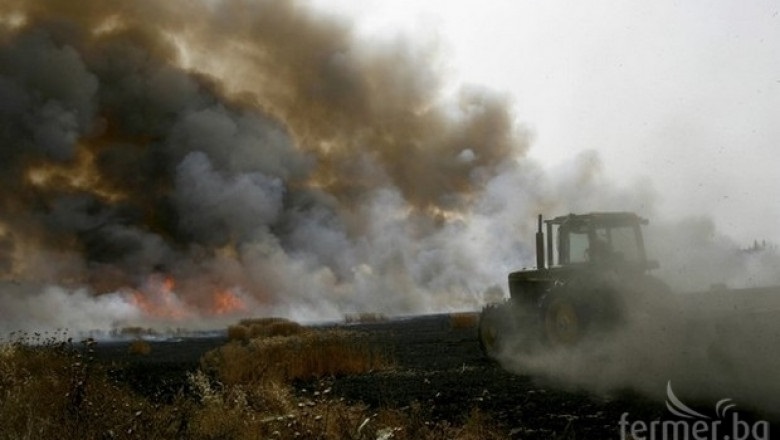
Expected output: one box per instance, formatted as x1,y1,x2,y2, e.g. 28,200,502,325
0,284,139,335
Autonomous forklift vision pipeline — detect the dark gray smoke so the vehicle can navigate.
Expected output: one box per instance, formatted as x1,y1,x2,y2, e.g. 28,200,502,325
0,0,546,331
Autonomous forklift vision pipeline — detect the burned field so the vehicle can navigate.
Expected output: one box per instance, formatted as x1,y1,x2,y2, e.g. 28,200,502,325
316,314,664,438
3,312,780,439
87,314,671,439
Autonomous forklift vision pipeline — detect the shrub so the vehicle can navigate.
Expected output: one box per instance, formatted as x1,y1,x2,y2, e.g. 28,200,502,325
266,320,305,337
226,324,250,341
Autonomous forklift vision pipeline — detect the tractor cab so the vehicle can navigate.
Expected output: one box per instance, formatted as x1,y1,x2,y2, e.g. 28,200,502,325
481,212,665,356
540,212,656,272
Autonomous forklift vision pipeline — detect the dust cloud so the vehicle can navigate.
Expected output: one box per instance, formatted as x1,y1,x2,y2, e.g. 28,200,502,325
498,217,780,413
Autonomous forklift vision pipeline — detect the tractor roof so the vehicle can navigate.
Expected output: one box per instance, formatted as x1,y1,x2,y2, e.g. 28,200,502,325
546,212,647,228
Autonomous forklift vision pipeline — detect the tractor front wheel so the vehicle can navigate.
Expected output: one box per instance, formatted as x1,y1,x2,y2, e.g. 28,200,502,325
478,303,512,360
542,295,584,346
539,283,623,347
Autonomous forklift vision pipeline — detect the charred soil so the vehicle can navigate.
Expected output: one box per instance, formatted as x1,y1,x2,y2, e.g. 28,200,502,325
94,314,777,439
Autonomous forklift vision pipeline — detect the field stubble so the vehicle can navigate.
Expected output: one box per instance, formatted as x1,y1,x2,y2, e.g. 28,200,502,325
0,315,508,439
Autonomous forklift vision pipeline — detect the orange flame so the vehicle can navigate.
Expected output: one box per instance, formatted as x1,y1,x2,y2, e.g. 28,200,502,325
126,275,247,319
211,288,246,315
129,275,191,320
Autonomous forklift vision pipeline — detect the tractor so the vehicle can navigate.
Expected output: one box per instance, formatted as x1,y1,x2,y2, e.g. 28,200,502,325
478,212,669,358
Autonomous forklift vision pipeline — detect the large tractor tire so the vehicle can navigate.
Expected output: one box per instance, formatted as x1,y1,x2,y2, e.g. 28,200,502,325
539,282,623,347
479,301,543,359
478,303,512,360
541,292,585,346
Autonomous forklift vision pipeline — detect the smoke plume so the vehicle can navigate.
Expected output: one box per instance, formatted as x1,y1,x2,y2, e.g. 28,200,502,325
0,0,571,332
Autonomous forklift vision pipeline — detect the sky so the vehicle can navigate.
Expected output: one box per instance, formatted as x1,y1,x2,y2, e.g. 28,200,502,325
310,0,780,245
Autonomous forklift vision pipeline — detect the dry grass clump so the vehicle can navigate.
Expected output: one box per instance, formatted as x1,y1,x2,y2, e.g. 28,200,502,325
228,317,307,341
194,326,507,439
344,312,388,324
227,323,250,341
0,336,182,439
203,329,391,385
265,320,306,337
366,405,506,440
128,339,152,355
449,312,479,329
185,373,504,440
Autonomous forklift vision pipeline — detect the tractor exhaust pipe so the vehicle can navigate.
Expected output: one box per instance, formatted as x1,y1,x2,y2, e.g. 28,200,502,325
536,214,545,269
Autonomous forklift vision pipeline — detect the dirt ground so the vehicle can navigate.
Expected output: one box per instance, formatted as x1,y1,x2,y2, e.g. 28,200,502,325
95,313,779,439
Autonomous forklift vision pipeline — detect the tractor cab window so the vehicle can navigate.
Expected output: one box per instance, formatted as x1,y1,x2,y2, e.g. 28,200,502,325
587,228,611,262
606,225,641,263
558,223,642,265
557,220,591,265
566,230,590,264
587,225,641,264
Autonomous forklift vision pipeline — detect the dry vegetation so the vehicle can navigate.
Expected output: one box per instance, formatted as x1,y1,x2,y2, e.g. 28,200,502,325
203,330,391,385
228,317,306,342
0,333,180,439
0,321,506,439
449,312,479,329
